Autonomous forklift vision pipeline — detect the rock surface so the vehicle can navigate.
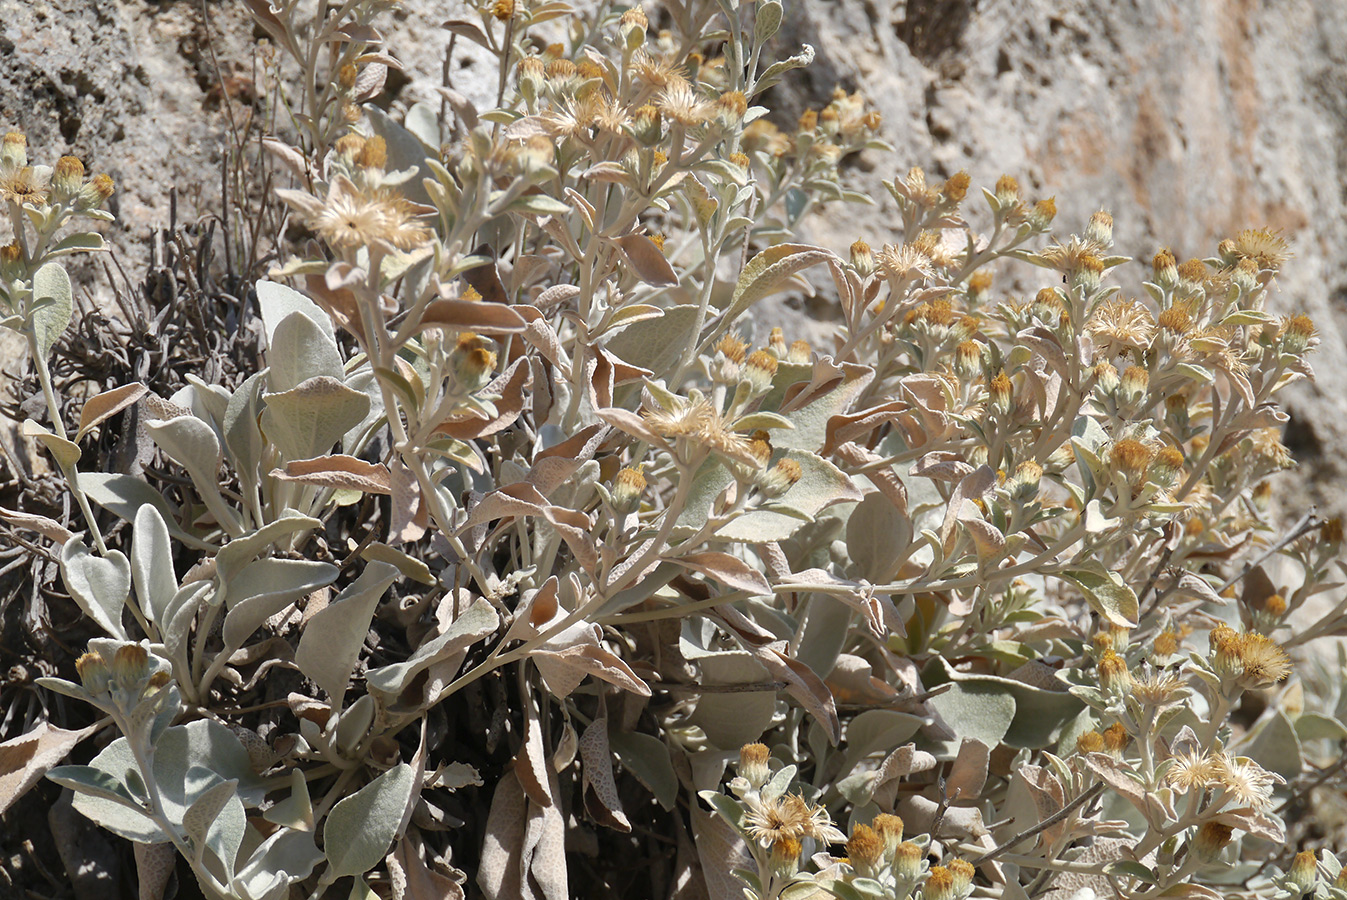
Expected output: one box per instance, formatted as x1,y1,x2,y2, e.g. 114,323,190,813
2,0,1344,517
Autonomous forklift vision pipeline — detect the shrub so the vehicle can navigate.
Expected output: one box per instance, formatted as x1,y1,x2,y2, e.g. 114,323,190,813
2,1,1346,898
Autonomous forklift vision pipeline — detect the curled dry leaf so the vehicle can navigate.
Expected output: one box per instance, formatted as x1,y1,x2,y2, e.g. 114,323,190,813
270,455,392,493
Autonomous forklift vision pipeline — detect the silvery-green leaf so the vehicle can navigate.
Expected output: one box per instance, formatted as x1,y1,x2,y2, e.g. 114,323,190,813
262,769,314,831
182,770,246,877
81,472,213,550
235,828,323,899
47,231,106,257
926,682,1016,753
72,720,266,843
609,732,678,811
262,376,371,461
717,450,861,542
132,505,177,626
754,1,783,43
60,539,129,639
145,414,241,534
334,693,376,753
256,280,334,349
323,763,416,878
21,419,80,472
724,243,838,325
269,310,344,394
846,491,912,582
296,561,400,702
1246,710,1302,779
47,765,143,810
366,598,499,696
1294,712,1347,742
605,304,701,375
221,559,338,648
31,261,72,359
224,370,267,489
686,652,776,749
366,106,433,207
216,511,324,598
1059,563,1138,628
772,366,874,452
674,458,735,532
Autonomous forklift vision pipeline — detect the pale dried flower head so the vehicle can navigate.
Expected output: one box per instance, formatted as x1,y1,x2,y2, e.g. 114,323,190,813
281,175,432,251
1086,296,1156,358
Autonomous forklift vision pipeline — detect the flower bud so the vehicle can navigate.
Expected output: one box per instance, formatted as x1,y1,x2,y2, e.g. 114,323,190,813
1152,249,1178,289
893,841,923,882
850,239,874,278
1282,314,1316,354
76,651,111,695
1071,255,1104,293
924,865,956,900
619,5,648,49
758,459,802,498
967,270,992,303
1286,850,1318,894
872,813,903,857
491,0,514,21
451,332,498,389
846,824,885,878
1177,258,1207,290
994,174,1020,208
112,643,151,690
797,109,818,133
1028,197,1057,230
517,56,545,103
1,132,27,169
947,859,974,896
1098,649,1132,696
1190,822,1233,864
955,340,984,378
1110,439,1153,481
52,156,85,201
1153,628,1181,658
1231,257,1258,294
1157,306,1192,336
744,349,778,393
787,340,811,365
1076,730,1105,754
1093,362,1120,396
0,242,22,282
1119,365,1149,405
737,742,771,789
714,90,748,128
1086,210,1114,247
77,173,115,210
941,171,970,204
767,837,801,880
767,327,788,358
612,466,646,514
988,370,1013,416
1150,445,1184,485
1007,460,1042,501
1103,722,1130,756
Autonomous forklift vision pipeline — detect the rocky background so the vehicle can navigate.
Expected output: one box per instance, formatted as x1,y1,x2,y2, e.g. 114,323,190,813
2,0,1343,508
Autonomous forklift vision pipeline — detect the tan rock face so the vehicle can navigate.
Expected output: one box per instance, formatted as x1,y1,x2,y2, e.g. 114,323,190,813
2,0,1343,513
